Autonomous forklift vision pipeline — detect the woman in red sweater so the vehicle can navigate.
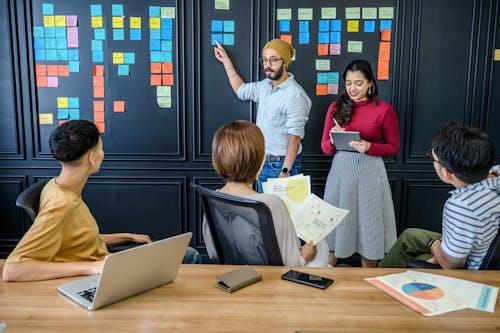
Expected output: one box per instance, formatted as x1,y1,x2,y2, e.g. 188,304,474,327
321,60,400,268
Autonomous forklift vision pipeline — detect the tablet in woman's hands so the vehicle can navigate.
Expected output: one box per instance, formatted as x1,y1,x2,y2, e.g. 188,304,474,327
330,131,361,151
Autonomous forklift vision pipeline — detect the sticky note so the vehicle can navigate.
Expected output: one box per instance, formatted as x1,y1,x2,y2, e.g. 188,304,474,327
277,9,292,21
42,3,54,15
298,32,309,44
39,113,53,124
362,8,377,20
149,6,160,17
57,97,69,108
364,20,376,33
55,27,66,37
298,8,313,20
36,75,48,87
380,20,392,31
151,62,162,73
57,108,69,120
44,15,55,27
321,7,336,19
379,7,394,19
95,122,105,133
157,86,171,97
93,65,104,76
114,101,125,112
112,17,124,29
124,53,135,64
47,65,58,76
93,86,104,98
327,72,339,83
130,29,141,40
378,61,389,80
68,97,79,108
66,16,78,27
150,17,161,29
299,21,309,32
150,74,162,86
34,38,45,50
67,27,79,47
90,4,102,16
94,112,105,123
381,29,391,41
56,49,68,61
316,84,328,96
223,33,234,45
330,31,341,43
57,65,69,76
113,29,124,40
345,7,360,19
215,0,230,10
112,52,124,64
130,17,141,29
118,65,129,76
36,64,47,76
92,40,103,51
150,29,161,40
280,35,292,44
55,16,66,27
211,33,223,45
317,44,328,56
45,49,57,61
161,7,176,18
330,20,341,31
93,100,104,112
94,28,106,40
318,20,329,32
157,97,171,108
68,109,80,120
92,75,104,88
378,41,391,61
45,27,55,37
347,40,363,53
162,62,173,73
318,32,329,44
279,20,290,32
68,61,79,72
317,73,328,84
495,49,500,61
162,74,174,86
327,83,339,95
315,59,330,71
211,20,223,32
92,51,104,63
33,27,45,38
45,38,56,49
112,4,123,16
91,16,103,28
347,20,359,32
35,49,46,61
56,38,67,49
223,20,235,32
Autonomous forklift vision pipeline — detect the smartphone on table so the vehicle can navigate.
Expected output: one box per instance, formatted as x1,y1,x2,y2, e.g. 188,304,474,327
281,269,334,290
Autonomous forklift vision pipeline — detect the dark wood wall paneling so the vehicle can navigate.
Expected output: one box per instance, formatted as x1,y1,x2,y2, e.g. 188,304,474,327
1,0,499,260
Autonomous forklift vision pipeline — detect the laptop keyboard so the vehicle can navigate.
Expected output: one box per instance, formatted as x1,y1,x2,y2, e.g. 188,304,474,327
77,287,96,303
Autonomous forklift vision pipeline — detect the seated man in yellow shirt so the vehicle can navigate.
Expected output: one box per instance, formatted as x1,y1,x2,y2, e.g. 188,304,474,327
3,120,200,282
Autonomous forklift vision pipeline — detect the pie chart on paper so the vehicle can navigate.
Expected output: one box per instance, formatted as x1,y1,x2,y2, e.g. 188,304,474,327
401,282,445,300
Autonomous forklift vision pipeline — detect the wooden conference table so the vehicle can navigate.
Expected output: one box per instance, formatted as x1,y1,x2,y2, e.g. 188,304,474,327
1,260,499,333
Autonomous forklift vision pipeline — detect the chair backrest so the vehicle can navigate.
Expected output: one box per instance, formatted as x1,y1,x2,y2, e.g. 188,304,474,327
15,181,47,225
191,183,283,266
480,229,500,270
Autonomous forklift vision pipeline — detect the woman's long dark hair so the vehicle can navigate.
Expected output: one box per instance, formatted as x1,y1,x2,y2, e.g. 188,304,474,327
334,60,378,125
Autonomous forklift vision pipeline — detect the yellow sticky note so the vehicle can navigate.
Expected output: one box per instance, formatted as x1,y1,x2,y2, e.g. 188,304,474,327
277,8,292,21
43,16,55,27
57,97,69,108
150,17,161,29
347,20,359,32
321,7,336,19
54,15,66,27
161,7,176,18
298,8,313,20
39,113,53,124
113,52,124,64
494,49,500,61
130,17,141,29
112,17,124,28
91,16,103,28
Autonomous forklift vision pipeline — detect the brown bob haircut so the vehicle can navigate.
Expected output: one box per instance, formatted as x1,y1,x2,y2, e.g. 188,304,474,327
212,120,265,184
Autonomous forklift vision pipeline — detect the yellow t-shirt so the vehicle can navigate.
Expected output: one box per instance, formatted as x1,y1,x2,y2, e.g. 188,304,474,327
6,178,109,263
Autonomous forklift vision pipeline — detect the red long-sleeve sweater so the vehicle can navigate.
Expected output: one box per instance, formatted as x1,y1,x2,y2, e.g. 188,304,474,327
321,98,400,157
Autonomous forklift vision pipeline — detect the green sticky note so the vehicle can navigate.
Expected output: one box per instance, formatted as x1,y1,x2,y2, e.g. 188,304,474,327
161,7,176,18
379,7,394,19
214,0,229,10
277,8,292,21
362,7,377,20
345,7,360,19
321,7,336,19
157,86,171,97
298,8,313,20
157,97,171,108
315,59,330,71
347,40,363,53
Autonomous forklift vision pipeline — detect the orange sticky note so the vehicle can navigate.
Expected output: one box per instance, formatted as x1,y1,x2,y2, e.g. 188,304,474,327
36,75,48,87
93,100,104,112
94,111,105,123
378,42,391,61
162,62,173,74
377,61,389,80
93,86,104,98
162,74,174,86
114,100,125,112
381,29,391,42
47,65,58,76
35,64,46,76
318,44,329,56
150,62,162,74
94,122,105,133
93,65,104,76
150,74,162,86
316,84,328,96
58,65,69,77
280,34,292,44
93,76,104,87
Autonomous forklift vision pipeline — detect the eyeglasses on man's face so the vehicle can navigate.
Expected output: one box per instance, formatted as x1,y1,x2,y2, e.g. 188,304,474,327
425,149,442,165
259,56,283,66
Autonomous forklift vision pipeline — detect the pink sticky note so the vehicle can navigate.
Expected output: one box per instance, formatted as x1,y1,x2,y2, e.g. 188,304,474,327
66,15,78,27
67,27,79,47
330,44,341,55
327,83,339,95
47,76,58,87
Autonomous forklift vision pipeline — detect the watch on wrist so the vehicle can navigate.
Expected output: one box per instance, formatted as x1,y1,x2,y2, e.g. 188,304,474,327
281,167,291,175
427,238,441,248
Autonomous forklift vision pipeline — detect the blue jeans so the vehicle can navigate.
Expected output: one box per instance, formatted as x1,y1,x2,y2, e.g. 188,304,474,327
257,155,302,193
182,247,202,264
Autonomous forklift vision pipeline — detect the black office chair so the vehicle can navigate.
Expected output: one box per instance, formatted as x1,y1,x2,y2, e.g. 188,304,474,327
191,183,284,266
408,230,500,270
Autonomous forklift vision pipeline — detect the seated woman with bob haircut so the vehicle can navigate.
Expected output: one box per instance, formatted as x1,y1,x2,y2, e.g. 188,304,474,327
203,120,328,267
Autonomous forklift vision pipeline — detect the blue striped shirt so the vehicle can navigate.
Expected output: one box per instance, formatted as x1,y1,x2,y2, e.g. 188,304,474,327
441,174,500,269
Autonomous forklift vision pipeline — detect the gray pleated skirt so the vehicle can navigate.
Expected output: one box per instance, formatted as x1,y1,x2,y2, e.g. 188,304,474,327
323,151,397,260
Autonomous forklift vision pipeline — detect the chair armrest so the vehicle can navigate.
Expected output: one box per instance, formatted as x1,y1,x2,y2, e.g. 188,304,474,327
107,241,143,253
407,260,442,269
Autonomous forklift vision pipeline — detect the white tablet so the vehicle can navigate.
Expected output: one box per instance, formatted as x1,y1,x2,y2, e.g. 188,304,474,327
330,131,361,151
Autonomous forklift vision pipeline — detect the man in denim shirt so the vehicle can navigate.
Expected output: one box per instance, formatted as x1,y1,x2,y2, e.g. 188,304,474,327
214,39,312,191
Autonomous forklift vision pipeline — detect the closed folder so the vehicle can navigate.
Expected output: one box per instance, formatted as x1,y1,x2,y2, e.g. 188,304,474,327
216,267,262,293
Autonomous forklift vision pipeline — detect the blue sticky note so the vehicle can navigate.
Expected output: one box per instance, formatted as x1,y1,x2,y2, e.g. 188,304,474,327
124,52,135,64
161,27,172,40
149,6,160,17
68,61,80,72
327,72,339,84
90,4,102,16
223,33,234,45
56,38,67,49
34,38,45,49
380,20,392,31
68,49,79,60
161,18,172,29
45,27,56,38
42,3,54,15
92,51,103,62
112,4,123,16
223,20,235,32
33,27,45,38
150,39,160,50
118,64,129,76
94,28,106,40
68,109,80,120
56,49,68,60
364,20,376,33
57,109,69,120
35,49,46,61
317,73,328,84
55,27,66,38
130,29,141,40
161,51,172,62
298,32,309,44
150,51,162,62
113,28,124,40
318,32,329,44
319,20,330,32
91,40,102,51
211,33,223,45
45,49,57,60
150,29,160,40
45,38,56,49
330,20,342,31
330,31,341,44
211,20,223,32
299,21,309,33
279,20,290,32
68,97,79,108
161,40,172,51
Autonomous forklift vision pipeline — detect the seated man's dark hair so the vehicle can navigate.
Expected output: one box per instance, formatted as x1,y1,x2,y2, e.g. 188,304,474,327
49,120,100,163
432,122,495,184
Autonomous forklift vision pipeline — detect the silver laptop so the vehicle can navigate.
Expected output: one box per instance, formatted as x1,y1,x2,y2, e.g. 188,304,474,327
57,232,192,310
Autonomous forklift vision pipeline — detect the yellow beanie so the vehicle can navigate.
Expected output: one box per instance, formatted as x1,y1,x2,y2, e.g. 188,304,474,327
262,39,295,69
